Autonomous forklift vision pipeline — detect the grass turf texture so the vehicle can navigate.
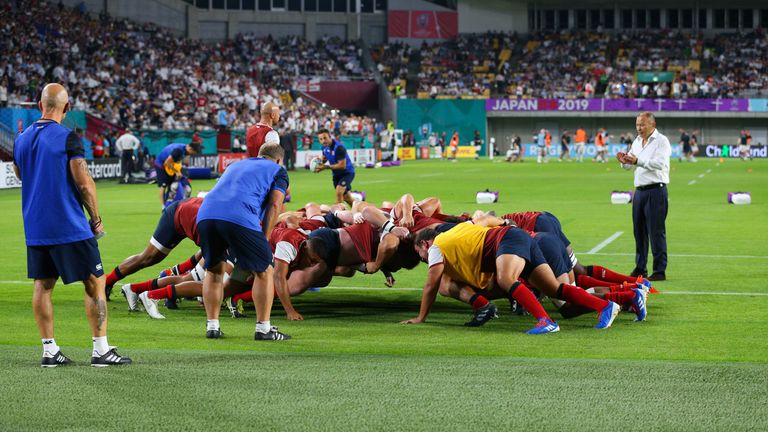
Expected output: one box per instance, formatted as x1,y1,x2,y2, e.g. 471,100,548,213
1,157,766,431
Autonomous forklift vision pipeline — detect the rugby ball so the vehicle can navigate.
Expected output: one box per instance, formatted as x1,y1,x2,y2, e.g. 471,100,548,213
309,157,323,172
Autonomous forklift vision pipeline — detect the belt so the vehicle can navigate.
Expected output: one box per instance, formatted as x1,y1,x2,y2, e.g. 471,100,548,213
637,183,666,191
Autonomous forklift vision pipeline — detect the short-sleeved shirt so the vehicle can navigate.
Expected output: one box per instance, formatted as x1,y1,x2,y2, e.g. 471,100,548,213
246,123,279,157
322,139,355,175
173,197,203,244
270,227,307,270
196,157,289,232
502,211,541,232
155,143,186,169
14,120,92,246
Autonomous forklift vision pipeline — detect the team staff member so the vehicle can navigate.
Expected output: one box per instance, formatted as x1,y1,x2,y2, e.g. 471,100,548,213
617,112,671,281
574,127,587,162
196,143,290,341
316,128,356,206
115,127,140,183
13,83,130,367
154,138,201,206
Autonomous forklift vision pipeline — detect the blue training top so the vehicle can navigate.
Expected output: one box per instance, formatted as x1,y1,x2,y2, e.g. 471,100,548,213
196,158,289,232
14,120,92,246
155,143,187,168
322,139,355,175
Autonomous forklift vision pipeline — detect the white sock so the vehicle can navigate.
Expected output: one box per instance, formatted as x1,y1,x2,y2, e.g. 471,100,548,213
92,336,109,356
42,338,59,356
256,321,271,334
206,319,220,331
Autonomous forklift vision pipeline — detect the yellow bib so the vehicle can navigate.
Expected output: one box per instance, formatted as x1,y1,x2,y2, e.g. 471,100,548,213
434,223,493,289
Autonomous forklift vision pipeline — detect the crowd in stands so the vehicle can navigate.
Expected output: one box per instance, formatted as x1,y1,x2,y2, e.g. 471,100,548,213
376,29,768,99
0,1,377,137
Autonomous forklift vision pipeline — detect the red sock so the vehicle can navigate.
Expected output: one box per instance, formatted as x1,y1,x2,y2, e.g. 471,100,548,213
469,293,489,310
147,284,174,300
604,290,636,306
608,283,633,292
233,290,253,304
175,256,198,274
130,279,156,294
589,265,635,284
510,283,549,320
105,266,125,286
576,274,614,288
559,284,609,311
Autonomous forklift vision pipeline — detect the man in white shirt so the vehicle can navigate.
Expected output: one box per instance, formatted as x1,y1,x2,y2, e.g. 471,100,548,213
617,112,670,281
115,128,141,183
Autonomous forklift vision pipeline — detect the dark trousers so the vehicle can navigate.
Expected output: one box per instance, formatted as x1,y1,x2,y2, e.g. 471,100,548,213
120,150,134,181
632,184,668,274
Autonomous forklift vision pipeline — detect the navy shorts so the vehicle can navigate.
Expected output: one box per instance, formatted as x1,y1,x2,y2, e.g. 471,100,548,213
27,237,104,284
308,228,341,270
533,232,572,277
496,228,547,279
323,212,342,229
155,166,173,188
332,172,355,193
150,200,184,253
434,223,458,233
534,211,571,248
197,219,272,273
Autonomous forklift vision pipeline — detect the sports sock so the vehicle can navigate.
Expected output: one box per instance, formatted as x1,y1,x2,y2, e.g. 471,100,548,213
604,291,636,306
130,279,158,294
148,284,175,300
586,265,635,284
469,293,489,310
256,321,271,334
175,255,198,275
42,338,59,356
232,291,253,304
608,283,633,293
508,282,548,320
557,283,609,311
105,266,124,287
206,319,220,331
576,274,614,288
92,336,109,356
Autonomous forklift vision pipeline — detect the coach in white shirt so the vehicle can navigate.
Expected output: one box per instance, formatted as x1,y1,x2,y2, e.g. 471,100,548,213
617,112,670,281
115,129,141,183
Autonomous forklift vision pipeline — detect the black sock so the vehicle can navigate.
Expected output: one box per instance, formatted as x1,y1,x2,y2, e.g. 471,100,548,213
151,279,159,290
556,283,564,299
170,284,177,301
114,266,124,279
506,281,521,300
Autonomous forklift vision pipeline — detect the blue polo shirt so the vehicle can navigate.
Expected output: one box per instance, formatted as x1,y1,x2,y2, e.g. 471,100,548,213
14,120,92,246
196,157,289,232
322,139,355,175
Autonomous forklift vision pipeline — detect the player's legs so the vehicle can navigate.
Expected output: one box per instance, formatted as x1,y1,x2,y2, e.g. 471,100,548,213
83,273,108,338
113,244,168,280
495,254,550,322
251,266,275,325
32,278,57,339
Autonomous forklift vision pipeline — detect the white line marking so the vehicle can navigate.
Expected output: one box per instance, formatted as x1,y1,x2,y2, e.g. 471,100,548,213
688,180,697,185
698,174,705,178
418,173,442,178
579,252,768,259
663,291,768,297
587,231,623,254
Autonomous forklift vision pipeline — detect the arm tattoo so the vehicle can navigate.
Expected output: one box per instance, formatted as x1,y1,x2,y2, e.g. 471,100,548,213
93,297,107,331
77,159,93,178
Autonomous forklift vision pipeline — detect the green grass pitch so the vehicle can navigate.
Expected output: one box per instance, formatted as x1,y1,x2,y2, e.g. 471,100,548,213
1,157,767,431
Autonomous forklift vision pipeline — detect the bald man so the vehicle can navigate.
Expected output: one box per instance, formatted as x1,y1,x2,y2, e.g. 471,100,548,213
246,102,281,157
13,83,131,367
617,112,671,281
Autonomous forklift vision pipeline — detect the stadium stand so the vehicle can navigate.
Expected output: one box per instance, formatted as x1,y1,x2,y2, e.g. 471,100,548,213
0,1,378,135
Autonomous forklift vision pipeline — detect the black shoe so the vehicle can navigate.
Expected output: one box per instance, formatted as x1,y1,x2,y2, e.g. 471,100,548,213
206,329,224,339
255,327,291,341
648,272,666,281
41,350,73,368
464,303,499,327
164,298,179,310
510,299,530,316
105,284,113,302
629,268,647,278
91,348,132,367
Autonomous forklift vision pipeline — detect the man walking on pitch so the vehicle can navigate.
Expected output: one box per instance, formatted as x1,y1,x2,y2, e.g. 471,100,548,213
617,112,671,281
13,83,131,367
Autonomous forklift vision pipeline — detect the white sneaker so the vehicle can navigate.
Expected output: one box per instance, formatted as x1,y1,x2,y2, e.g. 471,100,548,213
121,284,138,311
139,291,165,319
